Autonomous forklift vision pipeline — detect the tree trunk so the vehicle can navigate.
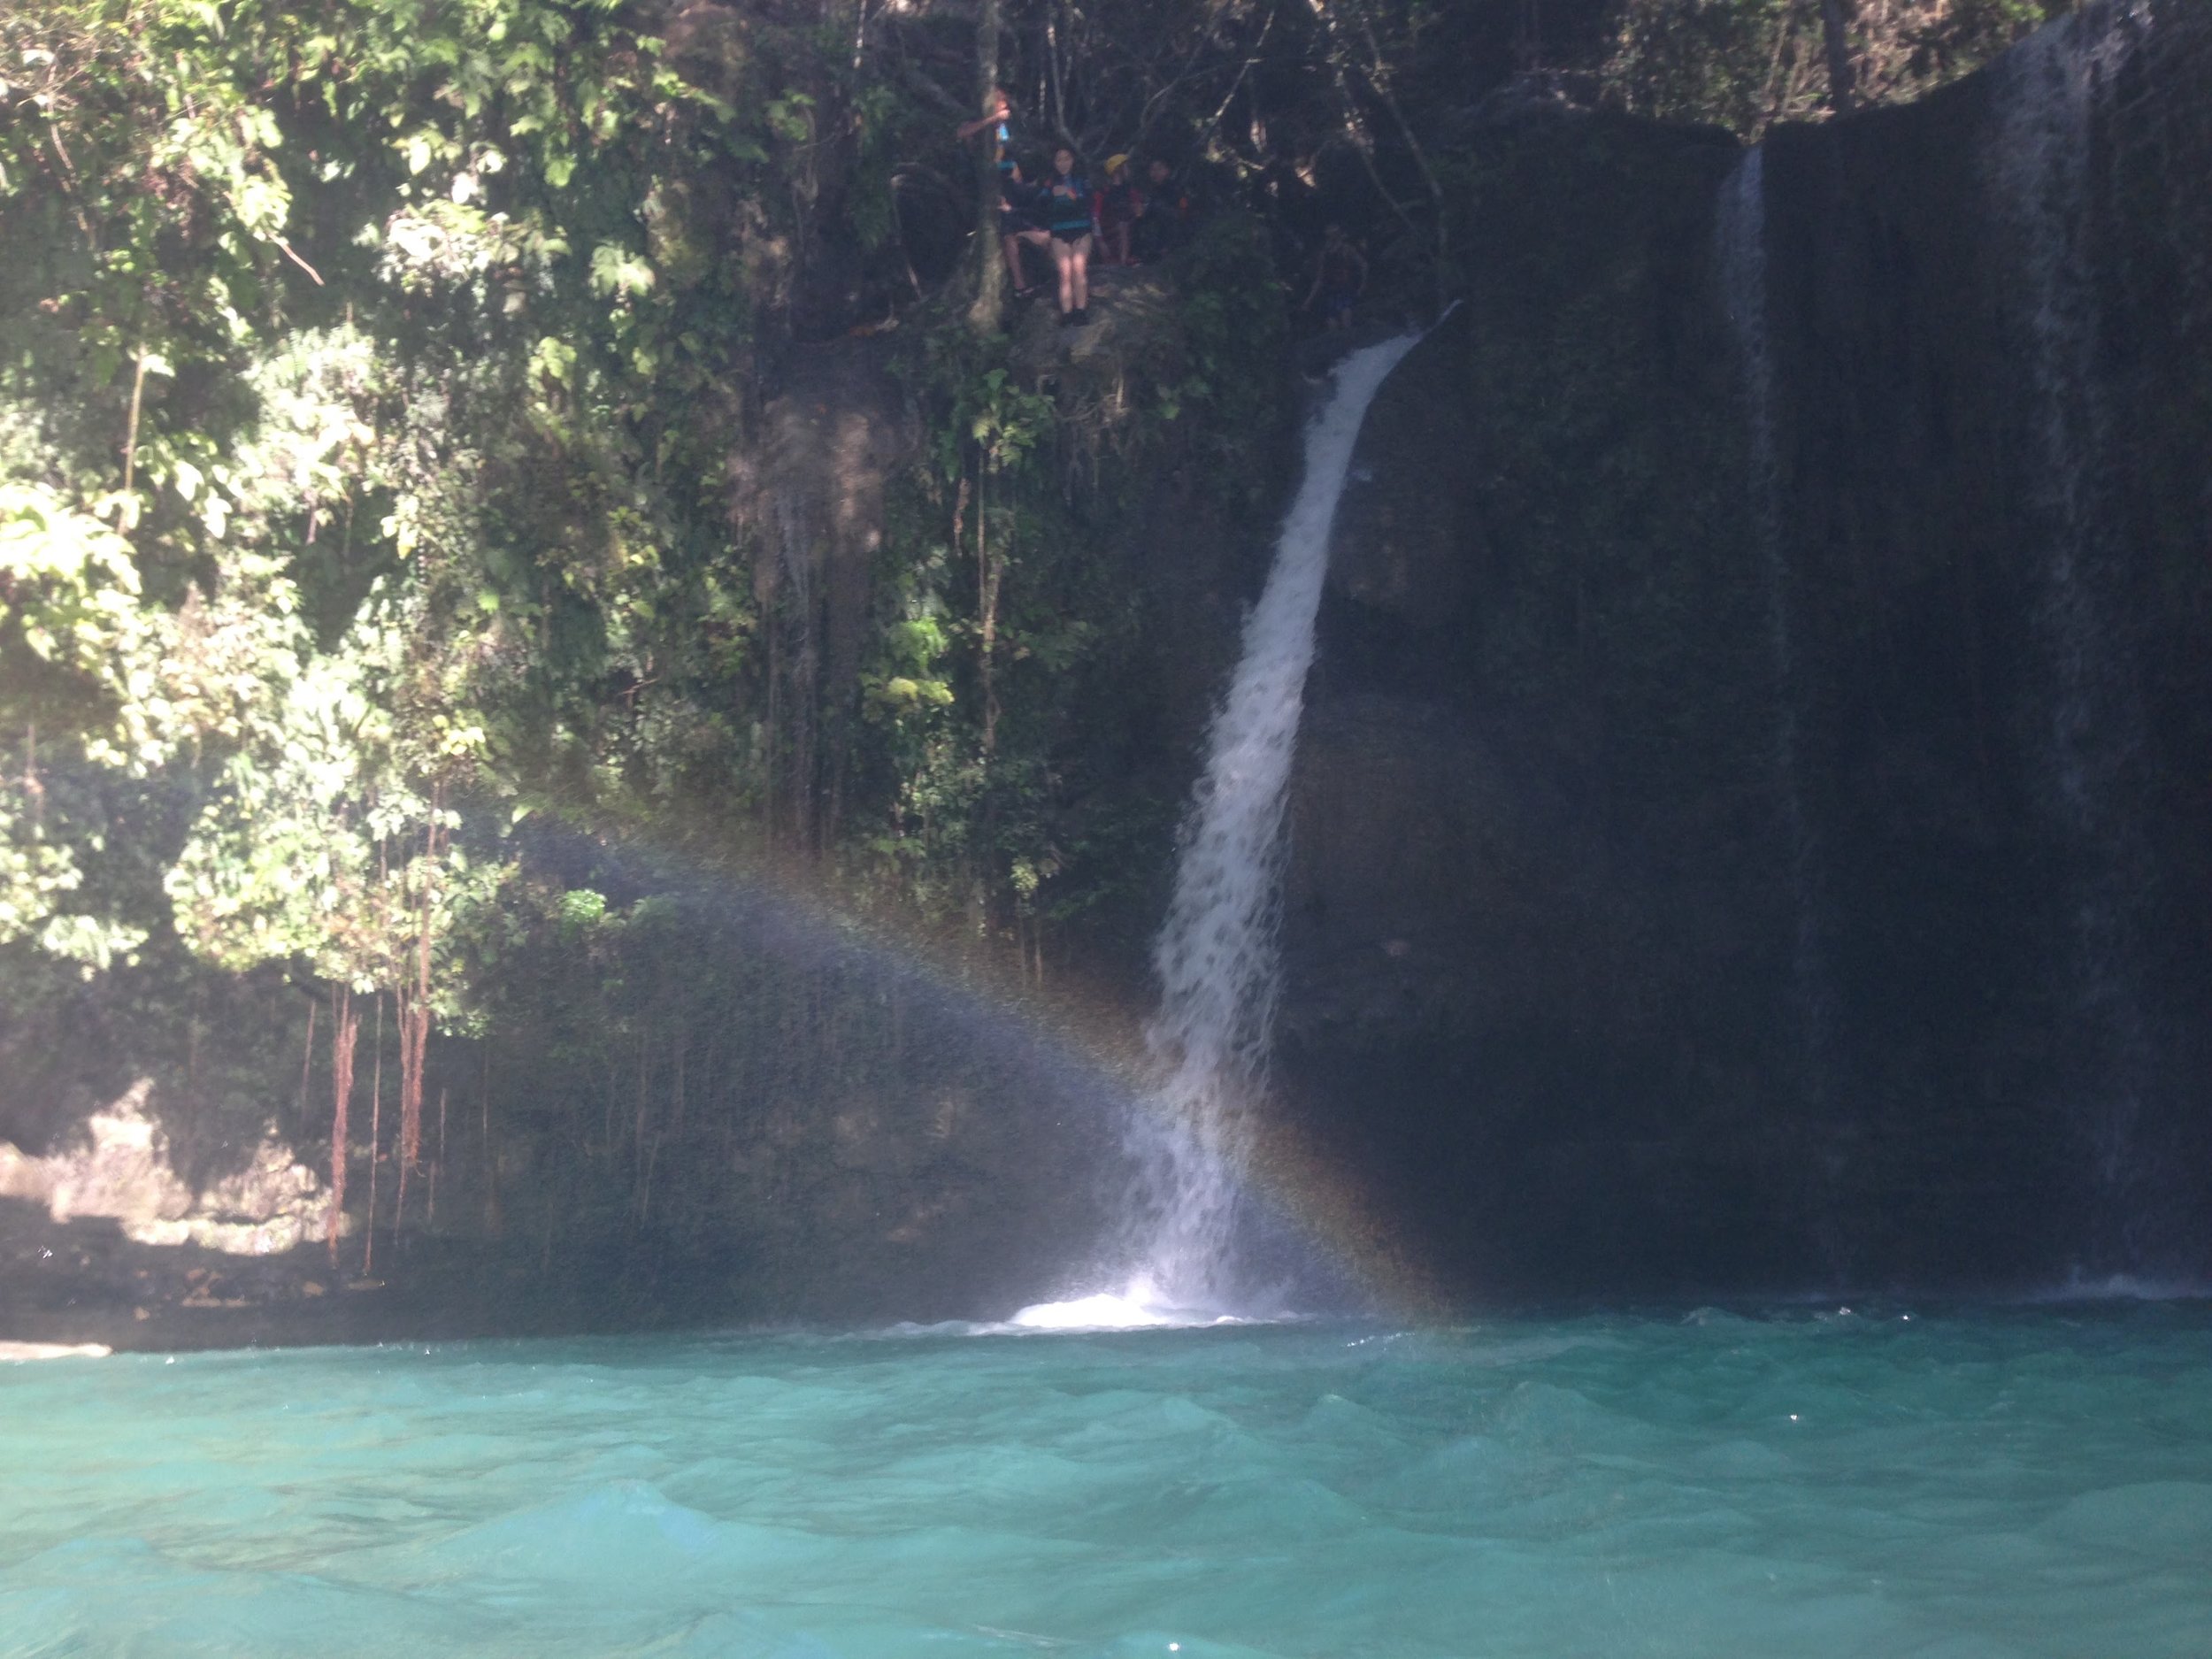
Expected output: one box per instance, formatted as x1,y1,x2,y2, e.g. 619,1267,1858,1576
327,988,358,1264
430,1086,447,1226
365,994,383,1275
396,816,435,1233
395,988,411,1235
966,0,1005,334
1818,0,1855,114
296,999,315,1133
480,1046,503,1239
978,467,1002,758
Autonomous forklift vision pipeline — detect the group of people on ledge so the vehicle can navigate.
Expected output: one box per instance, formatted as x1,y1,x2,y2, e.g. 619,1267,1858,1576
957,88,1371,333
957,88,1192,326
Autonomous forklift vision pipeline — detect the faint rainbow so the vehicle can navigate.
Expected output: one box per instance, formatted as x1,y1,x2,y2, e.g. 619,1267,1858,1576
513,815,1445,1320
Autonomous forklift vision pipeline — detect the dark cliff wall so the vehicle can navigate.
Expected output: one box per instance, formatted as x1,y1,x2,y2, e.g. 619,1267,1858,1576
1279,0,2212,1299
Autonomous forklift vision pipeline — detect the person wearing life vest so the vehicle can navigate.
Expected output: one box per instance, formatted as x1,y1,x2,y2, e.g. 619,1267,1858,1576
1302,222,1369,331
1093,155,1139,267
1039,146,1096,325
956,87,1044,298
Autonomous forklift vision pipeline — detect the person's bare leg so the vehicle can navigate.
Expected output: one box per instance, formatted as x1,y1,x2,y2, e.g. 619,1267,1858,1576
1001,230,1026,291
1020,227,1052,295
1055,241,1076,312
1071,238,1089,311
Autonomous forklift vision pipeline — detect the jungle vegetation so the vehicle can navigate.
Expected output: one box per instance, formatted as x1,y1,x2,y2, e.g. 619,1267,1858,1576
0,0,2063,1262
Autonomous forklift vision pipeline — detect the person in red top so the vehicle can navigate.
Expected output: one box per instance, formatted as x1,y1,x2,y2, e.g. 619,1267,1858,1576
1092,155,1139,266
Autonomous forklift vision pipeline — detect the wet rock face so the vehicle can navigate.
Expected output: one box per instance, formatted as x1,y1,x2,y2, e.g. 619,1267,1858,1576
1007,266,1188,394
727,336,919,842
0,1079,356,1350
1319,326,1482,633
1276,6,2212,1298
0,1080,337,1256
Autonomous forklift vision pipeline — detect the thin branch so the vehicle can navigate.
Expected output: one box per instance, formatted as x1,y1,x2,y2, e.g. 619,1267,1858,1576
1348,6,1448,304
1129,21,1221,151
1203,6,1279,141
1304,0,1418,242
1818,0,1857,113
122,350,147,493
275,236,324,284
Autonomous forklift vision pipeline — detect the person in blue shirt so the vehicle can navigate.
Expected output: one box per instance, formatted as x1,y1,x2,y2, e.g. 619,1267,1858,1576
956,87,1045,298
1038,146,1096,325
1302,223,1369,330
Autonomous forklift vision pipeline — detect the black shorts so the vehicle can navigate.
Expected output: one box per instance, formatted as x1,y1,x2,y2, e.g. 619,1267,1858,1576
997,182,1045,234
1051,225,1091,245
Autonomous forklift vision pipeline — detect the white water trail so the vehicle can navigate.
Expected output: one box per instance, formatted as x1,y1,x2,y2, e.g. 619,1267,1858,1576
1715,150,1823,1033
1715,147,1843,1266
1990,1,2160,1264
1113,333,1423,1318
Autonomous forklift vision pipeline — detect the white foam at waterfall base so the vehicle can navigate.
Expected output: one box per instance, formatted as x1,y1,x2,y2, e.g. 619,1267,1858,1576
1006,1286,1244,1333
1048,332,1424,1322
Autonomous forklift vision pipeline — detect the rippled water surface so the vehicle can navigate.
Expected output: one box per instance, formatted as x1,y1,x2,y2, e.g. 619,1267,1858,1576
3,1304,2209,1657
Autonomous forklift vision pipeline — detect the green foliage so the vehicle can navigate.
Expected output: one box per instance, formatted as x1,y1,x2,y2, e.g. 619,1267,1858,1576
1601,0,2067,134
0,0,741,1028
1163,211,1290,487
0,0,2052,1127
856,219,1290,946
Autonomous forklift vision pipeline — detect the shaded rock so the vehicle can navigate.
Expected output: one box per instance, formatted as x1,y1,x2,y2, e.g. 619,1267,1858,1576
0,1080,338,1256
729,335,919,837
1325,306,1484,627
1008,265,1187,402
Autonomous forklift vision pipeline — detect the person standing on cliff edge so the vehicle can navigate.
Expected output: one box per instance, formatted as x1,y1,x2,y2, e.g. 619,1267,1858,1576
1302,223,1369,331
956,87,1044,299
1039,146,1097,325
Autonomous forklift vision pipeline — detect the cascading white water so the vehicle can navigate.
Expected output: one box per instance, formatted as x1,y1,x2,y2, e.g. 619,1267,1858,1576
1129,332,1424,1310
1013,334,1422,1328
1990,1,2160,1259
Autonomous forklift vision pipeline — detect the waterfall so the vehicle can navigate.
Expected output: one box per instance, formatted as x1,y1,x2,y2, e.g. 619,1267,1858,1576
1011,334,1421,1325
1714,149,1794,751
1716,146,1838,1240
1990,0,2160,1268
